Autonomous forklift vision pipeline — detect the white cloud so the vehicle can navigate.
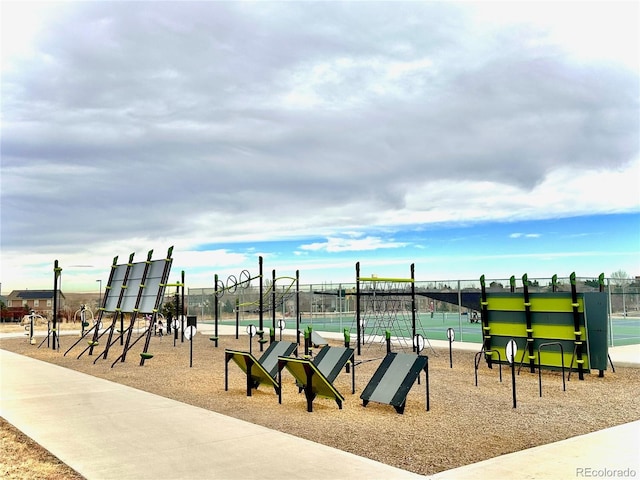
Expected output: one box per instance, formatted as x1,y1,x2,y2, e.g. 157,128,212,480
299,236,408,253
510,233,541,239
467,1,639,71
1,1,637,292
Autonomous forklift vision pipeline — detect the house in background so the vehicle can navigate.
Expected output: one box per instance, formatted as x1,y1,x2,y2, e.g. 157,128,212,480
5,290,66,320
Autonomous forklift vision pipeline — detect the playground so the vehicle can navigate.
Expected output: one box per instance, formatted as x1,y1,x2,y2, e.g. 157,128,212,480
2,253,639,477
1,329,639,476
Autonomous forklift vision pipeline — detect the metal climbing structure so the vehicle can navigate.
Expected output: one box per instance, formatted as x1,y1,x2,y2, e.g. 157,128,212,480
354,262,426,355
64,247,174,366
212,257,301,350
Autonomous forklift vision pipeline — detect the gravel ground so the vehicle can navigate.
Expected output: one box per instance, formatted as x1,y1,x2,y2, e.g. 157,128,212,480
1,417,85,480
1,329,640,476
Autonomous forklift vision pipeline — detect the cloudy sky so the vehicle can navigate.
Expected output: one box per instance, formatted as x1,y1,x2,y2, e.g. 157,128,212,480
1,1,639,294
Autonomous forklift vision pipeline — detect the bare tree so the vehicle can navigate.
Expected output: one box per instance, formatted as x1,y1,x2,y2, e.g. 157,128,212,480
610,270,631,315
610,270,630,287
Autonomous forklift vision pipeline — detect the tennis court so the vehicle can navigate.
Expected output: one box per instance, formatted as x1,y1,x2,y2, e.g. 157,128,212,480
204,313,639,346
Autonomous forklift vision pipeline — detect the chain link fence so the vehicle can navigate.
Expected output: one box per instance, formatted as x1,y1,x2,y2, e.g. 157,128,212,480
186,275,639,347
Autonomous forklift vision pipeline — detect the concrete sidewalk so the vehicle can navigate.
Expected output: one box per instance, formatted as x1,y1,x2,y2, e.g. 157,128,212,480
0,349,422,480
1,330,639,480
430,420,640,480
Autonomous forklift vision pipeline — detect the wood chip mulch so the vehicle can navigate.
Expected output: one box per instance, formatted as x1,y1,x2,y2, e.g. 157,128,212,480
1,331,639,476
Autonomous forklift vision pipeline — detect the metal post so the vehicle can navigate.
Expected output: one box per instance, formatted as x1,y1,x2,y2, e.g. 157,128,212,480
235,298,239,340
607,279,614,347
214,274,219,341
29,310,35,344
181,270,185,342
356,262,361,356
339,283,343,332
425,357,430,412
411,264,416,349
511,360,517,408
296,270,300,345
272,269,276,333
52,260,61,351
174,293,178,347
457,280,463,342
259,256,264,351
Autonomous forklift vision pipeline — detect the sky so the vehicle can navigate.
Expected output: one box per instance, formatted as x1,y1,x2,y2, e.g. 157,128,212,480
1,0,639,294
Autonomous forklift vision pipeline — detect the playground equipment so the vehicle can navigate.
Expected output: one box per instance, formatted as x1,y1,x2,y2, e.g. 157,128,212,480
225,338,298,396
23,310,44,345
360,330,430,414
36,261,63,350
181,315,196,367
277,343,355,412
301,325,328,352
213,261,260,347
73,305,94,336
212,257,302,349
64,248,174,366
354,262,431,355
167,271,186,346
475,272,612,388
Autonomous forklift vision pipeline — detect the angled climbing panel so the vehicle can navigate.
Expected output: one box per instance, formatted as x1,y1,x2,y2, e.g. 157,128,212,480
360,352,428,414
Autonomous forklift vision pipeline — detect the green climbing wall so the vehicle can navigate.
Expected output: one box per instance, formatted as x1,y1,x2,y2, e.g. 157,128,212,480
482,291,609,372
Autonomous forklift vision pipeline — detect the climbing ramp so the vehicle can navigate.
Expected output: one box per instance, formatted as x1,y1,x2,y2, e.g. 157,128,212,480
277,346,355,412
225,340,297,396
360,352,428,414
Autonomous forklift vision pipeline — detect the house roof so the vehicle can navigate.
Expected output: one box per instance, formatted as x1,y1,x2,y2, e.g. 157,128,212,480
11,290,65,300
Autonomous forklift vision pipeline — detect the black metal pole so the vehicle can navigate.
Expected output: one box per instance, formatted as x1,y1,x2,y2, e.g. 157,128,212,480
259,256,264,352
480,275,491,369
52,260,61,351
181,270,185,343
523,273,535,373
214,274,219,341
272,269,276,333
29,311,35,344
296,270,300,345
511,360,517,408
411,263,416,351
356,262,361,356
235,298,239,339
425,357,430,412
174,293,178,347
570,272,584,380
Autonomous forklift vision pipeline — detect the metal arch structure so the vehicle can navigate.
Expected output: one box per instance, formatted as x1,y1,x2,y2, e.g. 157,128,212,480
266,271,299,341
212,257,302,349
73,305,95,336
213,257,265,349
